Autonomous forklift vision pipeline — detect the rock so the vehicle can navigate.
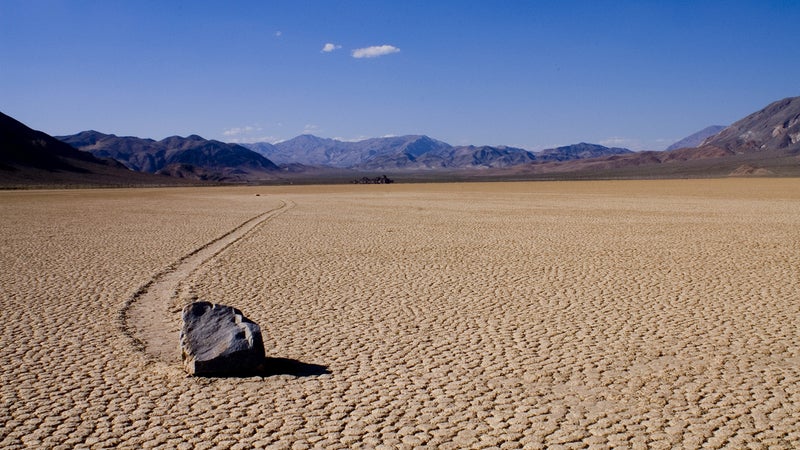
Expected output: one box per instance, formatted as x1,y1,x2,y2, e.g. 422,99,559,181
180,301,265,376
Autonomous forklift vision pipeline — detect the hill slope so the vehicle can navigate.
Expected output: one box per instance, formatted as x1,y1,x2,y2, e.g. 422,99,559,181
700,96,800,153
2,113,109,172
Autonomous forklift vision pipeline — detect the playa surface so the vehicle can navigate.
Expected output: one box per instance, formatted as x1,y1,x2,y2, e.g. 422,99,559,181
2,179,799,449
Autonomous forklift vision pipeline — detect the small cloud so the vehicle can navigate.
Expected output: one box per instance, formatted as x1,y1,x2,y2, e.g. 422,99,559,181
303,124,320,134
600,137,673,151
322,43,342,53
223,126,260,137
228,136,279,144
222,125,279,144
334,135,370,142
352,44,400,59
275,31,282,38
600,137,643,150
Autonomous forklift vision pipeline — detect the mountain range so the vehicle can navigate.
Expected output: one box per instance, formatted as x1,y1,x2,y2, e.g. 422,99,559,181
244,135,632,170
57,130,279,181
2,95,799,187
54,129,633,175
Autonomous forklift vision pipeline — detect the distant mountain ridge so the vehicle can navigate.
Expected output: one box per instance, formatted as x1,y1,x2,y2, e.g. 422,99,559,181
7,93,799,186
244,136,632,170
536,143,632,161
246,135,452,168
58,131,280,180
666,125,726,151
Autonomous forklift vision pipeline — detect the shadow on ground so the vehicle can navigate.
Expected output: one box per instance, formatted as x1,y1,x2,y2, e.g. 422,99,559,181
193,357,331,378
261,357,331,377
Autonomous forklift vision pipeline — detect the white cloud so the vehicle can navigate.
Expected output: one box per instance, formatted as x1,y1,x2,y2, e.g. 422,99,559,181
228,136,279,144
222,125,280,144
303,124,320,134
223,126,260,137
600,137,674,151
600,137,650,151
333,135,370,142
599,137,636,148
351,44,400,59
275,31,282,37
322,43,342,53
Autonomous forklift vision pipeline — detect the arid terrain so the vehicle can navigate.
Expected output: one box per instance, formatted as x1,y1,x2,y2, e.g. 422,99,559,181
2,179,799,449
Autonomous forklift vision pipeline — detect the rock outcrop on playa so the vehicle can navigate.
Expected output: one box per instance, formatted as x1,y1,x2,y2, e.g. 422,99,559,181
180,301,266,376
728,164,773,177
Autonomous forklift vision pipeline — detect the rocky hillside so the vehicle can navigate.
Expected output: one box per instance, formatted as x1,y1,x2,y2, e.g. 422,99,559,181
700,96,800,153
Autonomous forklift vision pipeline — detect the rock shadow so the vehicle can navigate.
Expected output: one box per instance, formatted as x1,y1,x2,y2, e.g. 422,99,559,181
193,357,331,379
261,357,331,377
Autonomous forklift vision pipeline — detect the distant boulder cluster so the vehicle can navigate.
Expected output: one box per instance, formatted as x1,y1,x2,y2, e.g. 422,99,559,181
352,175,394,184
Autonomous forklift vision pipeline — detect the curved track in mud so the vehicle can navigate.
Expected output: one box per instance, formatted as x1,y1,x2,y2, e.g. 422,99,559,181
119,200,295,364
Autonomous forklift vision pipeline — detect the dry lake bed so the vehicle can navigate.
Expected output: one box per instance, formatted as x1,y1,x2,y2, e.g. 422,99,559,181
2,179,799,449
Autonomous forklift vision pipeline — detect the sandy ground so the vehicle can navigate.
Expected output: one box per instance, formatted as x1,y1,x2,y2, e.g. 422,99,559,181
2,179,799,449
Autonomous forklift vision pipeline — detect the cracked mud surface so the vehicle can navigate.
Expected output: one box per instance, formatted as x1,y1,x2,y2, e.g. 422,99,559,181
2,180,800,448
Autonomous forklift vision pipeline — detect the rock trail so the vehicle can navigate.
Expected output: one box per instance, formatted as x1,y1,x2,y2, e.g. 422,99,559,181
120,200,294,364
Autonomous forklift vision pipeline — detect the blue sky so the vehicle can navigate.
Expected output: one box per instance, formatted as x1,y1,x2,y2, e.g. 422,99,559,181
2,1,799,151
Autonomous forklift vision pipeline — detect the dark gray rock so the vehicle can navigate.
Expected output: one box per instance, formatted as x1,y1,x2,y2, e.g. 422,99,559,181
180,301,265,376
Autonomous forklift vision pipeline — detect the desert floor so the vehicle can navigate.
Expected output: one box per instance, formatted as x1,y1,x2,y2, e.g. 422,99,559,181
2,179,799,449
